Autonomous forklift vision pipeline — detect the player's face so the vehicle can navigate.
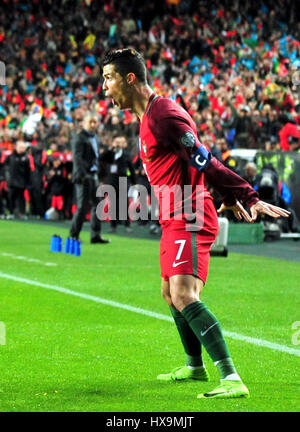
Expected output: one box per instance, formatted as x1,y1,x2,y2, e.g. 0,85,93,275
102,64,131,110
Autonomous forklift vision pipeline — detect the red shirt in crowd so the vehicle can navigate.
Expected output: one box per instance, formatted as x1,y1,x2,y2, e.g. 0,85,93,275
279,122,300,151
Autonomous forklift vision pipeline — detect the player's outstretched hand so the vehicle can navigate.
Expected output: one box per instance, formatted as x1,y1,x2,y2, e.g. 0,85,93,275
217,200,291,223
217,201,253,223
250,200,291,221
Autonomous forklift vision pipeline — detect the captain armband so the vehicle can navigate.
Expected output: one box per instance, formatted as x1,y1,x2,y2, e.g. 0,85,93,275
190,145,212,171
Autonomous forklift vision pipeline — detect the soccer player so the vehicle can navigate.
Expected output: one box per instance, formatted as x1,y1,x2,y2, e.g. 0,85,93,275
102,49,290,399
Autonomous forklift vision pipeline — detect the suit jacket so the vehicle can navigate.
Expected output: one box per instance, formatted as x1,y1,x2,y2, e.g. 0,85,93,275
0,150,5,181
5,151,31,189
72,129,100,184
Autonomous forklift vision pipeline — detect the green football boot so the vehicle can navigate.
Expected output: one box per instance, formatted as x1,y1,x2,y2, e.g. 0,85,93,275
157,365,210,382
197,379,249,399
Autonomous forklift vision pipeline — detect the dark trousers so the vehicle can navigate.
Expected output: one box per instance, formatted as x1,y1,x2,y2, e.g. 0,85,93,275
0,194,4,214
69,176,101,239
8,187,26,215
0,189,4,214
30,179,45,216
110,185,130,229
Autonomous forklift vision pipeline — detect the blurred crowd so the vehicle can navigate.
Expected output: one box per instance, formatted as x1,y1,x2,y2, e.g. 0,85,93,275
0,0,300,220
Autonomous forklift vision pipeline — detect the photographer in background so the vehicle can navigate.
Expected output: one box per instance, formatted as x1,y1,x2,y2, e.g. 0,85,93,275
100,135,136,233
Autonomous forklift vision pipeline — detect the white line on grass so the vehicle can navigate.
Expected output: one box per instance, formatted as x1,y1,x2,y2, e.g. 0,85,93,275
1,252,153,269
0,271,299,358
0,252,57,267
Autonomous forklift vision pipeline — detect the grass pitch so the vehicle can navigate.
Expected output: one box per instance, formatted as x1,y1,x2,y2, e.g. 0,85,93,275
0,220,299,412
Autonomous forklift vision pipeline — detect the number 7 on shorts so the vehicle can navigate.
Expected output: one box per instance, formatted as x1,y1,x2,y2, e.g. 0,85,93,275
174,239,186,261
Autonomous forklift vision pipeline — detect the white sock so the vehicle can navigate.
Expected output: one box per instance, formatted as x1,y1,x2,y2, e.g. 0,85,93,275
187,365,205,370
221,373,241,381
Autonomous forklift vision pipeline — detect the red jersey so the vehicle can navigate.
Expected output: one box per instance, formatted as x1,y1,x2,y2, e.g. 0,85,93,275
279,122,300,151
139,94,259,227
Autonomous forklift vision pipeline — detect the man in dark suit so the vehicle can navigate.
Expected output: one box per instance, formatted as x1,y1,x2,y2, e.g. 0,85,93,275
28,141,48,218
69,113,109,244
0,148,6,217
5,140,31,219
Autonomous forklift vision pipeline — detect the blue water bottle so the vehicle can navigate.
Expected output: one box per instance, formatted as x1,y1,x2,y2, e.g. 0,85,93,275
57,236,62,252
74,240,82,257
50,235,57,252
69,238,75,254
64,237,71,254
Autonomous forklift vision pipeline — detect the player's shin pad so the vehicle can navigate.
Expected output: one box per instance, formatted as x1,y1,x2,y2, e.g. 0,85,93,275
190,145,212,171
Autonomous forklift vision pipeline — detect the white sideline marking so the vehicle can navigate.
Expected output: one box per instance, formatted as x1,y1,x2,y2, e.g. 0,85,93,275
0,252,153,269
0,252,57,267
0,271,299,358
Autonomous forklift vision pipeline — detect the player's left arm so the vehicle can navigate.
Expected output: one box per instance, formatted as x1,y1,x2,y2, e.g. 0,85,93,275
152,112,290,222
217,200,291,222
154,114,254,209
204,157,290,222
153,112,211,166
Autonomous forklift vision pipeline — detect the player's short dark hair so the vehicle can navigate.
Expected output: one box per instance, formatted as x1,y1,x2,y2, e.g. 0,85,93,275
102,48,147,84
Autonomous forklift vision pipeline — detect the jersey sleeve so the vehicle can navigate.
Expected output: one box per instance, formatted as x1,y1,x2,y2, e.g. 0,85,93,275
147,98,259,208
148,99,202,162
205,157,259,208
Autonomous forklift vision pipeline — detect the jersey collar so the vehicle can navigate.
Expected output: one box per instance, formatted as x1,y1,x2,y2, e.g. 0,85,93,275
145,93,159,116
